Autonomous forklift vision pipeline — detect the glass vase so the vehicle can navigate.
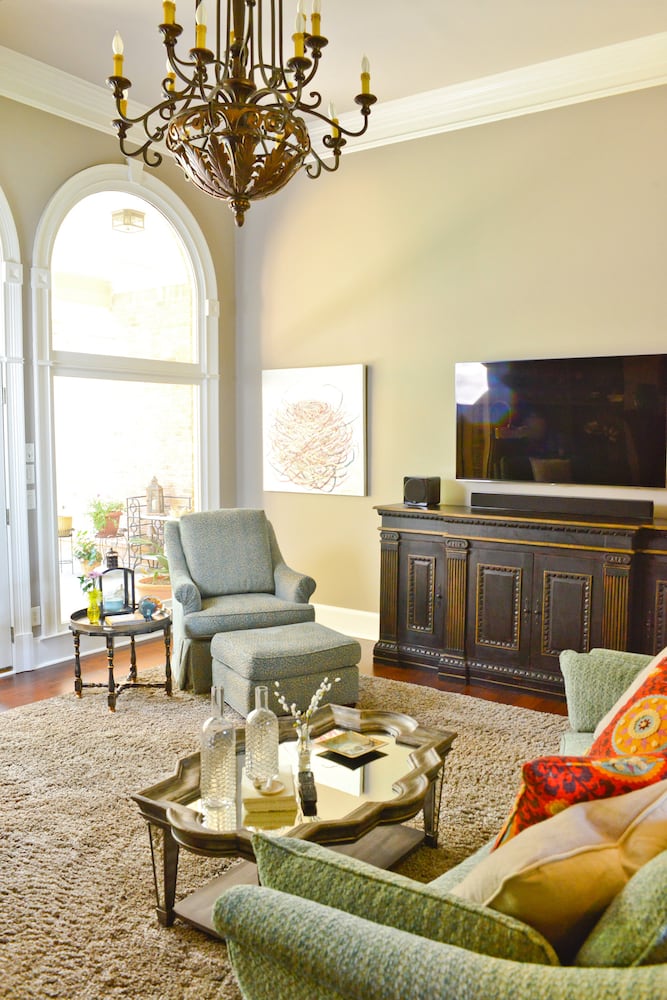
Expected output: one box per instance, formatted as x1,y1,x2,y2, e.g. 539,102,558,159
87,587,102,625
200,686,236,818
295,720,313,773
245,685,279,790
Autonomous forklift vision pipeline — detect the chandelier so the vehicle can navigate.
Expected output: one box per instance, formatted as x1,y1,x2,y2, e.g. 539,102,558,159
107,0,376,226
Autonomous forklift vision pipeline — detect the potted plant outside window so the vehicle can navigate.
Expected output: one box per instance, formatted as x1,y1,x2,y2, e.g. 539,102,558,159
87,496,124,537
73,531,102,577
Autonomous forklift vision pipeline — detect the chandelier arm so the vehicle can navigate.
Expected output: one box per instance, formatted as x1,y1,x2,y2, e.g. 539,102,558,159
114,125,164,168
304,145,341,178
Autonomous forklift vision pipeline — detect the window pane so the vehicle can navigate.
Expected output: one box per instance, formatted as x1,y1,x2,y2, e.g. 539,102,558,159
51,192,197,364
54,376,199,622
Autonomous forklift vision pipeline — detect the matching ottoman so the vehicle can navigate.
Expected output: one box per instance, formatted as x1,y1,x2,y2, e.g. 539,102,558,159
211,622,361,717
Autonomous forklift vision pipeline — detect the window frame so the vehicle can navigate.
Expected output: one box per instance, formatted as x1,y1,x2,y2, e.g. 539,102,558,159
32,164,220,639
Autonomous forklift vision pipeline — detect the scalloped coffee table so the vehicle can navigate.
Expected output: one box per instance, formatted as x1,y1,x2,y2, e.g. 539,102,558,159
133,703,456,937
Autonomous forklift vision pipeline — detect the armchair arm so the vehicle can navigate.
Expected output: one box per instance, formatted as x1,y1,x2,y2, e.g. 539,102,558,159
267,521,316,603
213,886,657,1000
164,521,201,614
559,648,652,733
273,561,316,604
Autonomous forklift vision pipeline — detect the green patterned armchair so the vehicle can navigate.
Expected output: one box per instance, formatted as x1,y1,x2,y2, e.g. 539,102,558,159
214,833,667,1000
164,508,316,693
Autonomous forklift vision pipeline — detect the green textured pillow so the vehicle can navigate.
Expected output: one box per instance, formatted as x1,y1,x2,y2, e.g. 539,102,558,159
574,849,667,967
252,833,559,966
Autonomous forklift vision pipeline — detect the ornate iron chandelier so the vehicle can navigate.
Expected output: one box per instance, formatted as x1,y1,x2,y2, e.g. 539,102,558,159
107,0,376,226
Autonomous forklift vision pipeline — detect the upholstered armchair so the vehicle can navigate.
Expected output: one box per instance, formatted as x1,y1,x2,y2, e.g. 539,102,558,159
164,508,316,693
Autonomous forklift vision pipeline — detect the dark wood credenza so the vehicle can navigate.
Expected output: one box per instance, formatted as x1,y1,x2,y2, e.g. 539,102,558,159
374,500,667,698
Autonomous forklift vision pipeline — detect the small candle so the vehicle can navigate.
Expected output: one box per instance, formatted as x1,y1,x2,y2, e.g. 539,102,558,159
293,5,305,59
120,89,128,116
311,0,321,36
329,100,339,138
112,32,124,77
361,54,370,95
195,3,207,48
165,59,176,91
162,0,176,25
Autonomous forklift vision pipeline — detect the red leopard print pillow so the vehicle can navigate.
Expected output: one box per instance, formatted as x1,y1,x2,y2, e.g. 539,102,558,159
493,752,667,849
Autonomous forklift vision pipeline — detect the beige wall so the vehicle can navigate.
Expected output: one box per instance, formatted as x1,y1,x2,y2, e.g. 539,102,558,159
235,86,667,614
2,86,667,624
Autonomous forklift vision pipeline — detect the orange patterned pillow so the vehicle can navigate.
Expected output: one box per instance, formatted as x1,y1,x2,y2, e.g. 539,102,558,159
494,753,667,849
588,655,667,757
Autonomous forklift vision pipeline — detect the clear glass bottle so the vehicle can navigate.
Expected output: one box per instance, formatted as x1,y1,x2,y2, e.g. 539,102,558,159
200,686,236,812
245,685,280,789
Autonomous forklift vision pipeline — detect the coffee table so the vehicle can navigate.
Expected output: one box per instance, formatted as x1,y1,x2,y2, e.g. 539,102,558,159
132,703,456,936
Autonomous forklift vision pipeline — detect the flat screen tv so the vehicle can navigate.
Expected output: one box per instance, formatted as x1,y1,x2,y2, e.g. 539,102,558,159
455,354,667,488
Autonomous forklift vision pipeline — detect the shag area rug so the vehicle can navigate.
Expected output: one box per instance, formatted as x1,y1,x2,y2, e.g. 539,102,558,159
0,674,568,999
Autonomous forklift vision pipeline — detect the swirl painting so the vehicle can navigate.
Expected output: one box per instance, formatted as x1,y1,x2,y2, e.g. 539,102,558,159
262,364,366,495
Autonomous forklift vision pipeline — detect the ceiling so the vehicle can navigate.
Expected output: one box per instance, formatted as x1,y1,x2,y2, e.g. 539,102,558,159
1,1,666,114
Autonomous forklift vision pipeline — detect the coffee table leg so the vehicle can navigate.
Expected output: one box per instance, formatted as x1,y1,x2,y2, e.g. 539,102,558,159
422,767,444,848
73,631,83,696
106,634,117,712
164,623,172,696
148,824,180,927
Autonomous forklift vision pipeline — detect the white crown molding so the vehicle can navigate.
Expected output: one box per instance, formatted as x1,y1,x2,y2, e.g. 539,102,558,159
1,32,666,151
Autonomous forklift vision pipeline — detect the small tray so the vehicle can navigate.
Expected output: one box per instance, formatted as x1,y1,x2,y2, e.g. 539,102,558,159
316,731,387,759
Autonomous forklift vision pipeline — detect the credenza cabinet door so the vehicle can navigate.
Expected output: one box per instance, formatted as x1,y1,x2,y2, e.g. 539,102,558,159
466,548,532,670
530,552,602,677
396,538,446,658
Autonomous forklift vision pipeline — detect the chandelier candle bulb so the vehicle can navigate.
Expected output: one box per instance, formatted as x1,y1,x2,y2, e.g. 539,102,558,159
361,54,370,95
329,101,339,138
311,0,321,36
162,0,176,25
112,32,124,76
120,89,128,116
195,3,207,48
164,59,175,91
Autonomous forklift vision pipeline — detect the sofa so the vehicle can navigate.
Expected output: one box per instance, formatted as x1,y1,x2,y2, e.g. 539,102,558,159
213,647,667,999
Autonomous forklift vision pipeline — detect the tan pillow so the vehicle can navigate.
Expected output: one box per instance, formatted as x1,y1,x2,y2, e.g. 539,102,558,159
593,647,667,740
452,780,667,962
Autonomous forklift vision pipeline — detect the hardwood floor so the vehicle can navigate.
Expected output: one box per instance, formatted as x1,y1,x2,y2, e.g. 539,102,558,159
0,637,568,715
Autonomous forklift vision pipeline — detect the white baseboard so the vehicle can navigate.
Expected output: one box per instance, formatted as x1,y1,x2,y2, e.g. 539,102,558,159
313,604,379,642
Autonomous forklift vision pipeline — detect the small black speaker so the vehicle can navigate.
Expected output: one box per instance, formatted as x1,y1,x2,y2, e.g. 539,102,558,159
403,476,441,507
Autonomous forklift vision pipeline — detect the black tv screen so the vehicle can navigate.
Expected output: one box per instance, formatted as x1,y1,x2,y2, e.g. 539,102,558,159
455,354,667,488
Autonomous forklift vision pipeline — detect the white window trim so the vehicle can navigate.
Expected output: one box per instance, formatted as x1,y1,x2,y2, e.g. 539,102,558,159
0,185,32,669
32,162,220,648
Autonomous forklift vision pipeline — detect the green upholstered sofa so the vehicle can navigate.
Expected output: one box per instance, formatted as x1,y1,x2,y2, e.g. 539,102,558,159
213,648,667,999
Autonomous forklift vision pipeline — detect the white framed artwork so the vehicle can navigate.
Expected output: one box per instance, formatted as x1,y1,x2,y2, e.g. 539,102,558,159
262,364,367,495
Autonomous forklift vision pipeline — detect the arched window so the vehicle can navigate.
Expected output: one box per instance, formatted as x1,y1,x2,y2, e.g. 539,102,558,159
33,165,220,636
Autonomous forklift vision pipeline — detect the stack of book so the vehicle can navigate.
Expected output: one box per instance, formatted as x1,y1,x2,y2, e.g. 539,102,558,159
241,767,298,830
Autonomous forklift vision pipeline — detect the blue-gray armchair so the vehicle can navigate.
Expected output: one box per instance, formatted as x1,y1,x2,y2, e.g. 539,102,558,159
164,508,316,693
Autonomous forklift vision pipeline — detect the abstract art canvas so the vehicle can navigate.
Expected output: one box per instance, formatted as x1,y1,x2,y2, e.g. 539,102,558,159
262,364,366,495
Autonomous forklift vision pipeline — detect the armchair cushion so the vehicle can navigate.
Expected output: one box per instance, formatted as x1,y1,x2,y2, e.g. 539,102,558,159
252,833,559,965
452,780,667,962
182,594,315,638
178,508,275,597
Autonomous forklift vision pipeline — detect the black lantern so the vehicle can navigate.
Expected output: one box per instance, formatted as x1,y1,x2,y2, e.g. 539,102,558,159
99,566,135,616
